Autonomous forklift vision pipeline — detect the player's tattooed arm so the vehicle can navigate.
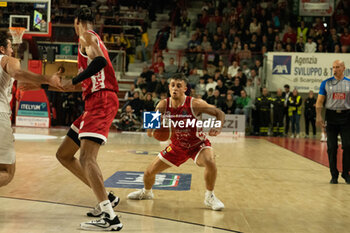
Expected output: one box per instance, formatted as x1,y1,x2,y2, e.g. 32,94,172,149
192,98,225,136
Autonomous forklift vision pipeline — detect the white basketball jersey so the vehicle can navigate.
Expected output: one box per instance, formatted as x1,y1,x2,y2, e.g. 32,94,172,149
0,55,13,113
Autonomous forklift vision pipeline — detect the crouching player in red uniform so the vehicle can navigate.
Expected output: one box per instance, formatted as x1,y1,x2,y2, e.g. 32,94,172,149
127,74,225,211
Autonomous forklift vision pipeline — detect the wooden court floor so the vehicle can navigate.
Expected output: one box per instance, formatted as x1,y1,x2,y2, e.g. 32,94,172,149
1,127,350,233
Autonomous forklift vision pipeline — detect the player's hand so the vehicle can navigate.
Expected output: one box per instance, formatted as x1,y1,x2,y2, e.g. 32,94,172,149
47,71,63,90
18,82,41,91
316,116,325,128
209,127,222,136
61,78,75,91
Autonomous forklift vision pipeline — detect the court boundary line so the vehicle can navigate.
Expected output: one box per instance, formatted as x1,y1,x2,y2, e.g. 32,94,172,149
0,196,243,233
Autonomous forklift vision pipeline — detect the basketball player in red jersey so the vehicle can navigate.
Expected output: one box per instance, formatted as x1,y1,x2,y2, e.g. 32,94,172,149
54,7,122,231
128,74,225,211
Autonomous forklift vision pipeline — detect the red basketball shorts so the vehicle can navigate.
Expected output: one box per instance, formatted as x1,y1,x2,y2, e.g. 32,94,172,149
159,139,212,167
71,90,119,144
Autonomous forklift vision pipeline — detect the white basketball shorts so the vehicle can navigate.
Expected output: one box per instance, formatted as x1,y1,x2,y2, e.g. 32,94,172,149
0,112,15,164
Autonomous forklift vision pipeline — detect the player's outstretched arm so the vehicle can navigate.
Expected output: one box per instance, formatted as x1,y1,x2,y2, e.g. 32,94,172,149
5,57,61,89
147,99,167,137
192,98,225,136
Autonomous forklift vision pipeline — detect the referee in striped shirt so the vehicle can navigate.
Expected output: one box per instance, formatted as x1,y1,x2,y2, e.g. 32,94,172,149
316,60,350,184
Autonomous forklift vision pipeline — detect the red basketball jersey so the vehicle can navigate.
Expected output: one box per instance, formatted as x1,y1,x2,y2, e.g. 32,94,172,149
78,30,119,99
165,96,206,148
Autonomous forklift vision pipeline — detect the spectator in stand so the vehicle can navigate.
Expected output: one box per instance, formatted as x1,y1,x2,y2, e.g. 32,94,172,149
124,84,139,101
304,90,316,138
235,90,251,123
273,35,282,51
206,77,217,92
217,60,228,77
283,26,297,45
238,44,252,66
304,37,317,53
150,56,165,73
188,68,201,88
156,66,166,80
201,69,211,83
178,61,190,76
207,89,225,110
249,17,261,34
213,70,224,82
235,68,247,87
141,64,154,82
135,76,147,90
328,34,340,52
253,59,262,77
165,57,178,78
155,77,168,96
341,45,348,53
199,9,209,28
215,79,228,97
229,41,241,63
317,44,325,53
147,74,158,93
211,34,222,51
297,21,308,43
143,93,155,112
249,33,261,52
242,63,251,79
244,78,256,103
340,27,350,48
152,92,160,106
187,34,200,51
266,27,276,50
118,105,139,131
231,78,243,99
201,35,211,51
288,88,302,138
227,60,240,78
206,16,217,36
129,92,144,118
222,94,236,114
177,10,191,38
285,44,294,52
195,77,207,97
295,37,304,52
275,42,284,52
202,87,214,102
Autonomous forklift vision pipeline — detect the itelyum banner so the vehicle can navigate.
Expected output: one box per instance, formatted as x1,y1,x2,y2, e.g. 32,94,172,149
104,171,192,191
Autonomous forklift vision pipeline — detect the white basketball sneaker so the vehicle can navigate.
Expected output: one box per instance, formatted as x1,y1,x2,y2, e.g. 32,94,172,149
204,192,225,211
127,188,154,200
87,192,120,217
80,212,123,231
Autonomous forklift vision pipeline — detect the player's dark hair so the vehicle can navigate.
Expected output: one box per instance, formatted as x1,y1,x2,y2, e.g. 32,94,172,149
0,31,10,50
74,7,94,23
170,73,188,84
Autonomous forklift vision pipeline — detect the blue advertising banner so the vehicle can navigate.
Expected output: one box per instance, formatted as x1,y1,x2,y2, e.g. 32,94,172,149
104,171,192,191
17,101,48,117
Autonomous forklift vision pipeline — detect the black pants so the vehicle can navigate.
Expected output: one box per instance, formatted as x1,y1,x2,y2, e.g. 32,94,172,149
304,115,316,136
326,123,350,178
273,110,284,135
284,108,290,134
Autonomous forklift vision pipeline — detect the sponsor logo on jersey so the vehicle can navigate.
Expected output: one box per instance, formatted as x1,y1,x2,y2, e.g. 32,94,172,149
333,92,346,100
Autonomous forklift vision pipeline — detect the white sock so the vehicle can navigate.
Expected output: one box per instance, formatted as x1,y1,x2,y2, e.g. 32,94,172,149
99,200,116,219
205,190,214,197
143,188,151,194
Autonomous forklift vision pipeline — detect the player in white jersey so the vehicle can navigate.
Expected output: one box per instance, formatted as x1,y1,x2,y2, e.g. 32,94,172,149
0,31,60,188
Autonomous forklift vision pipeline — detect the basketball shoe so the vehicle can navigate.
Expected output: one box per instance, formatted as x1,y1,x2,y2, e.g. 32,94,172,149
127,188,154,200
87,192,120,217
204,192,225,211
80,212,123,231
